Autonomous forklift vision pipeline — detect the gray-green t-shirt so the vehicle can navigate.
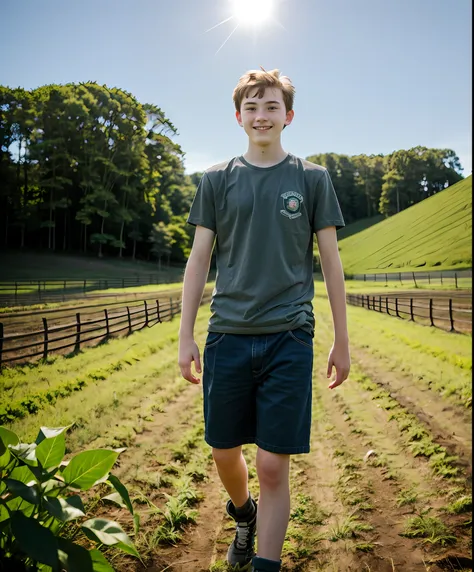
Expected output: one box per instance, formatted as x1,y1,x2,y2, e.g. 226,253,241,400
187,153,345,335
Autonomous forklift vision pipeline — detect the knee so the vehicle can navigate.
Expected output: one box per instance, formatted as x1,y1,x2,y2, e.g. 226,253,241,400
257,451,289,490
212,446,242,468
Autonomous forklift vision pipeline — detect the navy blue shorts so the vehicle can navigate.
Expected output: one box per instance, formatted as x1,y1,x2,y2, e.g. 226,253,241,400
202,329,313,455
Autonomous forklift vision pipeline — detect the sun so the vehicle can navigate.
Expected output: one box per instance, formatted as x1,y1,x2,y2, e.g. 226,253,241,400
231,0,274,26
205,0,282,55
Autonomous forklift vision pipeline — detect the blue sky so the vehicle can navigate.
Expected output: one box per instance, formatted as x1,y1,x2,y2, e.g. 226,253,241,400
1,0,472,175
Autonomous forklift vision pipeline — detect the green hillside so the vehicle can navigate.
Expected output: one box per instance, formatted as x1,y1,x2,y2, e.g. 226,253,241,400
337,215,384,241
338,176,472,274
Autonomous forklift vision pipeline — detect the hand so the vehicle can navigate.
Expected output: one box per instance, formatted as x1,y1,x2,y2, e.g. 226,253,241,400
326,341,350,389
178,337,202,384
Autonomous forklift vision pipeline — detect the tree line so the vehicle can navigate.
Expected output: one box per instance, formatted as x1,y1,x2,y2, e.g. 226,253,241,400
0,82,465,265
0,83,195,267
306,148,463,223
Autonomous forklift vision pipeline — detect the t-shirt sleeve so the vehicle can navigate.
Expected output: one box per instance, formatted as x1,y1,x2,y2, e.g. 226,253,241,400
312,169,345,232
187,172,216,232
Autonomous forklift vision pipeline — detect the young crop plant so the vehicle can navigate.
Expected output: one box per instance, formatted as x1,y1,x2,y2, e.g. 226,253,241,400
0,425,140,571
401,510,457,546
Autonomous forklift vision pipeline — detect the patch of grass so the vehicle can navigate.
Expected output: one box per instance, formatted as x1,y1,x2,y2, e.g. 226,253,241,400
401,512,457,546
328,514,373,541
290,494,329,526
396,488,419,507
444,495,472,515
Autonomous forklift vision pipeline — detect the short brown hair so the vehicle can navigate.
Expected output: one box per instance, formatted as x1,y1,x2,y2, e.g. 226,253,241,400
233,67,295,113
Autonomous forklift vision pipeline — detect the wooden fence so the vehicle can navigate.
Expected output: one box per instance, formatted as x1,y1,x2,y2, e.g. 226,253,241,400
346,293,472,333
0,293,211,368
348,270,471,288
0,276,179,307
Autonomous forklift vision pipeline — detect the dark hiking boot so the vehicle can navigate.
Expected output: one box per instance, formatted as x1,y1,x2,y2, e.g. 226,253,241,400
226,496,257,567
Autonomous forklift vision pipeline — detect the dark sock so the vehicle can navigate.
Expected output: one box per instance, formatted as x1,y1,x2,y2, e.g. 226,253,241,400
234,493,255,519
252,556,281,572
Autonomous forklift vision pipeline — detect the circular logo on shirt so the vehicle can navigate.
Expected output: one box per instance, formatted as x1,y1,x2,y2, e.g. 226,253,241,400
281,191,303,219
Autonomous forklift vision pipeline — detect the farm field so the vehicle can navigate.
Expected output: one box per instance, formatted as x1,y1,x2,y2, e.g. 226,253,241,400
1,295,471,571
338,176,472,274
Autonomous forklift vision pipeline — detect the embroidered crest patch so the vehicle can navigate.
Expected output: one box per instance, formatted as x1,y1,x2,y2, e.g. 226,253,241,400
280,191,303,219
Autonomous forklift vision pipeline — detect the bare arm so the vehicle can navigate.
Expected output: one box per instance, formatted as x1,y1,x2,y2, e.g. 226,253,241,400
316,226,351,388
178,225,215,384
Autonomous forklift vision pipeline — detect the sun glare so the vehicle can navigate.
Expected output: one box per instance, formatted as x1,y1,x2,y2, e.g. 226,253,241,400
232,0,274,26
206,0,280,55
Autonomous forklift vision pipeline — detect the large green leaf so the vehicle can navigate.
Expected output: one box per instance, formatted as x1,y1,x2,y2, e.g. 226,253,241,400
44,495,85,522
62,450,118,490
5,496,36,519
0,426,20,447
57,537,93,572
81,518,140,558
11,511,59,568
6,478,40,505
10,464,38,484
90,549,114,572
107,474,134,515
0,444,10,469
10,442,38,466
35,425,71,446
36,431,66,470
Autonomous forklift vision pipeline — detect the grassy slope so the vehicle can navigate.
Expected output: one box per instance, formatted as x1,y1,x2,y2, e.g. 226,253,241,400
336,215,384,241
338,176,472,274
0,250,185,280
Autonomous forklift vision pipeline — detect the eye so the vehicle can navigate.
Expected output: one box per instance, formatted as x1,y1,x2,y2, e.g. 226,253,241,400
268,106,278,110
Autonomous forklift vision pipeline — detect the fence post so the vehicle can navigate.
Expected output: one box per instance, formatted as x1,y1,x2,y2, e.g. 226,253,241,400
455,272,458,289
170,297,174,320
104,309,110,336
361,295,365,308
42,317,49,360
83,279,87,292
412,272,417,288
395,298,400,318
386,297,389,315
410,298,414,321
127,306,132,332
372,296,376,310
75,313,81,351
399,272,402,285
156,300,161,323
429,298,434,326
385,273,388,284
144,301,149,326
440,272,443,285
449,299,454,331
364,274,366,282
0,322,3,368
379,296,382,312
428,273,431,285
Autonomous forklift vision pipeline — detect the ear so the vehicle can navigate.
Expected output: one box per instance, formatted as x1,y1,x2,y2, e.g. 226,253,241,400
235,110,243,127
284,109,295,126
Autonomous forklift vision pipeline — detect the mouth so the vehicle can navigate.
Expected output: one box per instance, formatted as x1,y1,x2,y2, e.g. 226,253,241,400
253,126,272,131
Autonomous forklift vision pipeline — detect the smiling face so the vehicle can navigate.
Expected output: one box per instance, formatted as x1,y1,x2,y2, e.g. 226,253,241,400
236,87,294,146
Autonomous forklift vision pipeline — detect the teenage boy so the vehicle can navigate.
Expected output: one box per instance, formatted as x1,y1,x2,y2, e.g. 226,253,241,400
178,68,350,572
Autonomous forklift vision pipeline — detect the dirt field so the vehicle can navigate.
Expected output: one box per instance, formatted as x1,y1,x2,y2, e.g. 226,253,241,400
1,297,472,571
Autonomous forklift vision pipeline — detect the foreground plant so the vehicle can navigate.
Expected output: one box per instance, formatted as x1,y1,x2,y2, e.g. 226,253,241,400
0,424,140,571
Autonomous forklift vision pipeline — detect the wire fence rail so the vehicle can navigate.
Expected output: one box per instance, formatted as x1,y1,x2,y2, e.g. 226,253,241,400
0,293,211,368
348,269,471,289
347,293,472,333
0,275,183,307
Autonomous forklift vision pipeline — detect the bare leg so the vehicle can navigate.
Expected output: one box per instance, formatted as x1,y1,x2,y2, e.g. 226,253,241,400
212,446,250,508
255,448,290,561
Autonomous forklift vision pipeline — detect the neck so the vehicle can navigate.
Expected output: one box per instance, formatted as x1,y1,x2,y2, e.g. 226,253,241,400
243,142,288,167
